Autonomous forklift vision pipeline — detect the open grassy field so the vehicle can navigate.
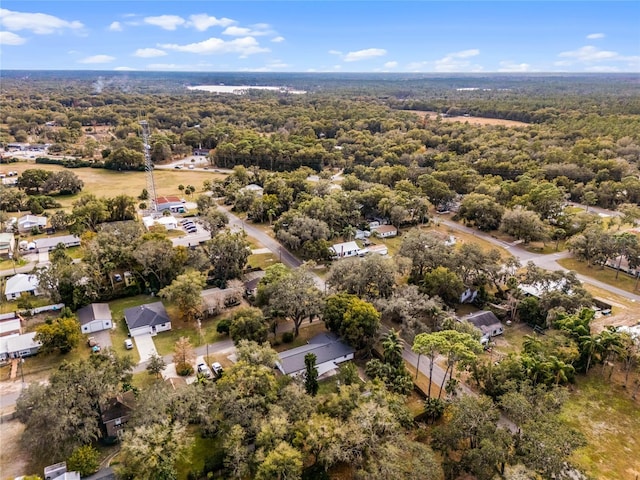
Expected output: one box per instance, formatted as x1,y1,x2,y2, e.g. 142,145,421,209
558,257,640,296
5,161,225,210
560,375,640,480
409,110,530,127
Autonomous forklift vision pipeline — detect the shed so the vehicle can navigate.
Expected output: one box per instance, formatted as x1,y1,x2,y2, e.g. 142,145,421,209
464,310,504,344
276,332,355,377
5,273,40,300
77,303,113,334
124,301,171,337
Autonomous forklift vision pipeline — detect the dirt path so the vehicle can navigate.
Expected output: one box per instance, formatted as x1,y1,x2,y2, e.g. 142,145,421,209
0,419,30,478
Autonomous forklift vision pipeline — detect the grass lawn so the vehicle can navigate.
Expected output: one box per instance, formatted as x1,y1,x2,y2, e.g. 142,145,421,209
6,162,225,211
176,427,224,480
246,252,279,270
560,375,640,480
558,257,640,296
271,322,328,353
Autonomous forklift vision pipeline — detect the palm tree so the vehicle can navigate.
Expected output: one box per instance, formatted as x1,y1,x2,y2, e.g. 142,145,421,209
548,355,575,386
382,329,404,370
579,334,598,374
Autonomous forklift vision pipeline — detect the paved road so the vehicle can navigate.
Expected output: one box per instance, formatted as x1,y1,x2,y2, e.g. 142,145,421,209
439,217,640,303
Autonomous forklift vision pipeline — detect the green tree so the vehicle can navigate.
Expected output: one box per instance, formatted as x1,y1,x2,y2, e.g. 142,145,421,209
67,445,100,477
255,442,303,480
304,353,319,396
412,332,450,400
146,353,167,379
341,297,381,351
458,193,505,231
159,271,206,323
173,336,195,375
229,307,268,344
420,266,464,307
35,315,81,354
223,424,251,479
207,230,251,286
500,207,548,244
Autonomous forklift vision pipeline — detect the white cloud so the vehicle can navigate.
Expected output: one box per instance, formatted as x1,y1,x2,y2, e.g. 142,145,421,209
108,21,122,32
79,54,115,64
555,45,640,71
222,25,270,36
160,36,269,56
0,31,25,45
559,45,618,61
328,50,342,56
435,49,482,72
188,14,235,31
383,61,398,68
134,48,167,58
114,66,136,71
271,36,285,43
344,48,387,62
586,33,605,39
498,61,532,72
144,15,185,31
0,8,83,34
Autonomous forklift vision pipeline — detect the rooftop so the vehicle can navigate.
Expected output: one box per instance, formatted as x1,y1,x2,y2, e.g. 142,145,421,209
278,332,354,375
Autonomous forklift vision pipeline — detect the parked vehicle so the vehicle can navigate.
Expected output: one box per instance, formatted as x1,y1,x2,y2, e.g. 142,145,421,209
124,338,133,350
211,362,223,378
87,337,98,347
197,362,212,378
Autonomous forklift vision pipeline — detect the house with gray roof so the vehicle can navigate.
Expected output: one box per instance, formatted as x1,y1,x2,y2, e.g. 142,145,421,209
463,310,504,345
5,273,41,301
0,331,42,360
276,332,355,377
124,301,171,337
77,303,113,334
33,235,81,253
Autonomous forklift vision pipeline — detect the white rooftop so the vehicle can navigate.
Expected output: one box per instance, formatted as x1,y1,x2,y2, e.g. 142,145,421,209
5,274,39,295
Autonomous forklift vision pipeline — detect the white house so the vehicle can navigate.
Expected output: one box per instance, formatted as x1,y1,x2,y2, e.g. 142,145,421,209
77,303,113,334
33,235,81,253
463,311,504,345
5,274,41,301
18,215,47,232
0,232,14,257
240,184,264,196
371,224,398,238
0,332,42,360
276,332,355,377
330,241,363,259
124,302,171,337
0,317,22,337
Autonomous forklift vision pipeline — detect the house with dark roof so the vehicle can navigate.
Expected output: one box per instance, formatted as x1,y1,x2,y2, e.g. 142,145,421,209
77,303,113,334
243,269,266,297
463,310,504,344
276,332,355,377
124,301,171,337
101,390,136,438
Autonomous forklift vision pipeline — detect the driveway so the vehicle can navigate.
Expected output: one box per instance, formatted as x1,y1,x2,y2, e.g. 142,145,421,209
133,333,158,364
92,329,112,349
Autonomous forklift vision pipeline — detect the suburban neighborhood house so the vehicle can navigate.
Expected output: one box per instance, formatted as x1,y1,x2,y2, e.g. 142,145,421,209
124,301,171,337
17,214,47,232
330,241,363,259
4,273,41,301
32,235,81,253
101,390,136,438
77,303,113,334
463,310,505,345
371,224,398,238
0,232,15,257
0,332,42,361
276,332,355,377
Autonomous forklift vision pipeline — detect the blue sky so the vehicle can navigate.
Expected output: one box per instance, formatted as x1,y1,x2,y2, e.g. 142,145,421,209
1,1,638,72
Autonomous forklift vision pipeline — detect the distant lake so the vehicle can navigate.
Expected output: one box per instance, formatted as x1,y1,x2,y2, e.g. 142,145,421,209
187,85,307,95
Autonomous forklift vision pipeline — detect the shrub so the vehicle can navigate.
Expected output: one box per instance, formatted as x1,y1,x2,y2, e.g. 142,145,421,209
282,331,294,343
176,362,194,376
216,318,231,335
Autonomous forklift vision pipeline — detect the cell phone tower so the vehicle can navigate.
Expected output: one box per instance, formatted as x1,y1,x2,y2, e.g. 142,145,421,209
139,120,158,213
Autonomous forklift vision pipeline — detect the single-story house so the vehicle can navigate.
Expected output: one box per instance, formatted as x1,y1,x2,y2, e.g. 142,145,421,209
371,224,398,238
155,196,185,213
77,303,113,334
201,285,243,316
330,241,363,259
520,279,570,298
5,273,41,301
33,235,81,253
0,317,22,337
124,301,171,337
101,390,136,438
0,332,42,360
243,270,266,297
0,232,14,257
463,310,504,344
276,332,355,377
142,215,178,231
18,214,47,232
240,184,264,197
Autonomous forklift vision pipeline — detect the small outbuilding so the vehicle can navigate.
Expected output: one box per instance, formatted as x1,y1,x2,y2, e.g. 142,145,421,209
276,332,355,377
77,303,113,334
124,301,171,337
